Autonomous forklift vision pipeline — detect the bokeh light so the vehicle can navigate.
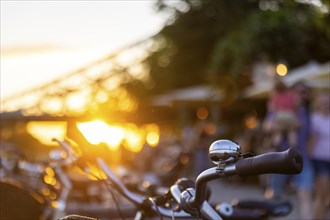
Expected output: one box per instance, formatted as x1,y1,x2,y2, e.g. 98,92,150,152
125,129,144,152
146,131,160,147
276,63,288,76
196,107,209,120
144,123,160,147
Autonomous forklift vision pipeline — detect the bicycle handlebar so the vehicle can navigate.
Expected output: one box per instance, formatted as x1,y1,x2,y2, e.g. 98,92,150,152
180,147,303,217
55,138,303,219
235,147,302,176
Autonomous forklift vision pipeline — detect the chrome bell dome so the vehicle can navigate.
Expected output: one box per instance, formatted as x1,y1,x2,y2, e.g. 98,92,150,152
209,139,241,165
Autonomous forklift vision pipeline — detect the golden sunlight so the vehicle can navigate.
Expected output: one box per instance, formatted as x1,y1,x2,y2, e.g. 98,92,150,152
125,130,144,152
66,92,89,114
40,98,63,115
146,131,159,147
26,121,67,146
84,163,107,180
77,120,125,151
145,123,160,147
77,121,161,152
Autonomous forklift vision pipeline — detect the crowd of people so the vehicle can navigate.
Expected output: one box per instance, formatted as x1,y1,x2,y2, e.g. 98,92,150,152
262,78,330,220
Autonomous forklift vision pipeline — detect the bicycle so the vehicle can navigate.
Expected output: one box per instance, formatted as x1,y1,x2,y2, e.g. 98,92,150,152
53,138,302,220
0,138,77,220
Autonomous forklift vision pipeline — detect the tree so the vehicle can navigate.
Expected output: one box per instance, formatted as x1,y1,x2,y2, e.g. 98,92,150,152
123,0,329,103
207,0,330,78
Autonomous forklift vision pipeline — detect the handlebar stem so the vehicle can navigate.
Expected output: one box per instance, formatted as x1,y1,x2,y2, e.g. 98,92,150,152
190,164,236,208
180,165,236,219
180,188,222,220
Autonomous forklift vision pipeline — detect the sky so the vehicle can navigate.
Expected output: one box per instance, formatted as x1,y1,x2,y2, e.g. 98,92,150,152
0,1,168,100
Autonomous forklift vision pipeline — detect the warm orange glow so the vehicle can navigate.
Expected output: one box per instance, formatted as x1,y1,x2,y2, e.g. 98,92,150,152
51,201,59,209
44,175,56,185
197,107,209,120
54,182,61,190
40,98,63,114
95,90,109,103
77,120,125,151
77,121,161,153
42,188,51,196
26,121,67,146
85,164,107,180
105,126,126,149
49,192,57,200
125,130,144,152
66,92,88,113
45,167,55,177
119,98,137,112
204,123,216,135
245,116,257,129
144,123,159,132
60,151,68,159
146,131,159,147
180,154,190,165
144,123,160,147
276,64,288,76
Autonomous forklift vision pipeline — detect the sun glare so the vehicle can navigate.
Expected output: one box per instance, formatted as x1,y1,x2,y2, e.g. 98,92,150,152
66,92,89,114
125,130,144,152
77,120,125,151
76,120,160,152
26,121,67,146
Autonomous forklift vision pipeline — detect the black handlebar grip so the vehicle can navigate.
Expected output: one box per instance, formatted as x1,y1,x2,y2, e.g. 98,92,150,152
235,147,303,176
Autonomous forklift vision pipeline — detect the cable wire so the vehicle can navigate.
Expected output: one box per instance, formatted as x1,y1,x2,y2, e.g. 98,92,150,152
82,167,126,220
148,197,164,220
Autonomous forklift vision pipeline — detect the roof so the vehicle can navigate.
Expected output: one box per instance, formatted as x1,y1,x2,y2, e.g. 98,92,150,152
244,61,330,98
150,85,223,106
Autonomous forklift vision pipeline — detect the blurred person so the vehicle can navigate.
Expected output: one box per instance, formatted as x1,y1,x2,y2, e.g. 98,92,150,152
308,92,330,219
264,81,314,219
182,120,214,178
290,81,314,219
267,79,301,148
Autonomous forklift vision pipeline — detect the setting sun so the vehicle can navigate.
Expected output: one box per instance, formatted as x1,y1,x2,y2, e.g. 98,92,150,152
76,120,160,152
77,120,125,151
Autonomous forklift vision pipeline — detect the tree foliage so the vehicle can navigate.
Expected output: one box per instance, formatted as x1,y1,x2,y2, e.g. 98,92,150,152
123,0,330,101
207,1,330,78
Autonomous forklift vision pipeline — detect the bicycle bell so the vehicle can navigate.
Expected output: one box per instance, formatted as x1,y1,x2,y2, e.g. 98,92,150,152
209,140,241,166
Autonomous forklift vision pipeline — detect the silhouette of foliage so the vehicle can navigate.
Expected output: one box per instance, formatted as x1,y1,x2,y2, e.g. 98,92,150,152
123,0,329,102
